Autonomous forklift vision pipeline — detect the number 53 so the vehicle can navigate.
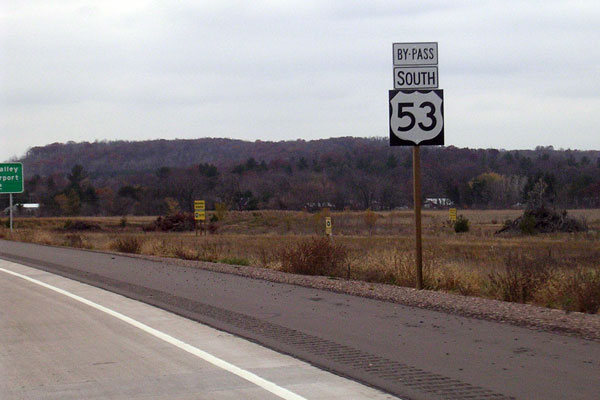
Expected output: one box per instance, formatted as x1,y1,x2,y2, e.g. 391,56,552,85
396,102,437,132
389,90,444,146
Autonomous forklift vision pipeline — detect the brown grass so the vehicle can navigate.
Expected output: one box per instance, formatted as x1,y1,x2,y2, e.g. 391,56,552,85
3,209,600,313
280,237,348,277
110,236,143,254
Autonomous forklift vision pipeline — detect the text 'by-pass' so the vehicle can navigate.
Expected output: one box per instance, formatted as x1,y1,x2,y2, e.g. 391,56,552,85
392,43,438,66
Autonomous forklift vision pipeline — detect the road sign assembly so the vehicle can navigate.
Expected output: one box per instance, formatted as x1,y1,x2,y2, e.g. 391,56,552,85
389,42,444,289
1,162,24,232
390,42,443,147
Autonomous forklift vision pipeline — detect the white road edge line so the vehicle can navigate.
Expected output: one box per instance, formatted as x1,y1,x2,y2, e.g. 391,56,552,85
0,265,308,400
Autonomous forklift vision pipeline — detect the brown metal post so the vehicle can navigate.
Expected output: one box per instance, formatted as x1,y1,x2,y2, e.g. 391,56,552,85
413,146,423,290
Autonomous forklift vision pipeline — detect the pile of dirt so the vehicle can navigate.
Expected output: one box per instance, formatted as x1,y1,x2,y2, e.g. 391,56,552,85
496,207,587,235
143,213,196,232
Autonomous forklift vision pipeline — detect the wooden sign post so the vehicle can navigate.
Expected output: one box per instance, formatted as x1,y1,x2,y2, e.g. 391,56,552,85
412,147,423,289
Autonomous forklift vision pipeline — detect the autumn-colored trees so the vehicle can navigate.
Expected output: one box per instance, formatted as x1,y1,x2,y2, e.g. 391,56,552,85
7,138,599,216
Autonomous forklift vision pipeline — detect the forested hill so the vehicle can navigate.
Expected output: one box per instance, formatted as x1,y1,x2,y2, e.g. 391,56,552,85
20,137,375,177
11,137,600,214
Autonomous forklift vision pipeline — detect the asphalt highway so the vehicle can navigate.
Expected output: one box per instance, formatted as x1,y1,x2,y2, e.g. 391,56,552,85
1,240,599,399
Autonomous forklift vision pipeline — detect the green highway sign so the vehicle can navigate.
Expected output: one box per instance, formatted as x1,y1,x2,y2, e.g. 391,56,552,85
0,163,24,193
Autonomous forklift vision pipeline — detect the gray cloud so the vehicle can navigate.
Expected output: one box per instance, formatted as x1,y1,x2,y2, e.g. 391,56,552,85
1,0,599,162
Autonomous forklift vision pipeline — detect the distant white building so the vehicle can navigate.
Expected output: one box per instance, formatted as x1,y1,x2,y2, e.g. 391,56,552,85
424,198,454,209
304,202,335,211
3,203,40,215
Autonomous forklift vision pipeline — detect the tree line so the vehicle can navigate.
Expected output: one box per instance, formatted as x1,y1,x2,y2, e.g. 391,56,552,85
4,138,600,215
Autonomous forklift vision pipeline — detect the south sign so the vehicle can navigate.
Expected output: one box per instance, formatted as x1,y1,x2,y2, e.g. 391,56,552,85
393,66,438,89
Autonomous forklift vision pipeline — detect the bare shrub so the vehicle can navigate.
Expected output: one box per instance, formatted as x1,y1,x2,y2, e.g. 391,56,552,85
111,236,143,254
486,252,553,303
280,237,348,277
453,216,470,233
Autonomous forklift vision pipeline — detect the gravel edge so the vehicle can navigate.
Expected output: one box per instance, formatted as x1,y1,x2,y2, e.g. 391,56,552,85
105,250,600,343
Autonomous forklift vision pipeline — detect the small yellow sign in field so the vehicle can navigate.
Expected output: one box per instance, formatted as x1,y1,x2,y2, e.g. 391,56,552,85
325,217,332,235
449,208,457,222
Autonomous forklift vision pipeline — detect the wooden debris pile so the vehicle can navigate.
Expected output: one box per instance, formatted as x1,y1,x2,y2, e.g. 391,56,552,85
496,207,587,235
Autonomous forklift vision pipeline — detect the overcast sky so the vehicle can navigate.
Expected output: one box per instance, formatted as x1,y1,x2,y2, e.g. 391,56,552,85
1,0,599,162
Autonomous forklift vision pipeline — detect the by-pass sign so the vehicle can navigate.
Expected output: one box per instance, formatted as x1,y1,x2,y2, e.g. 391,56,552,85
389,42,444,146
393,43,438,65
0,163,24,193
393,43,439,90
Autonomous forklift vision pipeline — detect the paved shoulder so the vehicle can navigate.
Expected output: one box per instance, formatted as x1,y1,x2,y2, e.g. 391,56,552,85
0,260,395,400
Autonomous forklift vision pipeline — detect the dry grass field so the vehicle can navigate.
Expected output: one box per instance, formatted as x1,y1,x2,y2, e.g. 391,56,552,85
2,209,599,314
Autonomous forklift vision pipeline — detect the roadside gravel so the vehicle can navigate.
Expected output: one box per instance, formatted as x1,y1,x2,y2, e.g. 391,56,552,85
117,251,600,343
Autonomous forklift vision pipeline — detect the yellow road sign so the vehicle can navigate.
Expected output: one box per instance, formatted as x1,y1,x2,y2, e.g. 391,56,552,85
194,211,206,221
449,208,457,222
325,217,332,235
194,200,205,210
